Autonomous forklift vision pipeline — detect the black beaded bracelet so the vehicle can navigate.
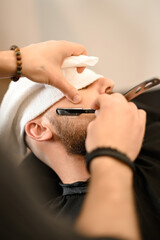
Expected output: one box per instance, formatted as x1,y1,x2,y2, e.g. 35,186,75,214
10,45,22,82
85,147,135,173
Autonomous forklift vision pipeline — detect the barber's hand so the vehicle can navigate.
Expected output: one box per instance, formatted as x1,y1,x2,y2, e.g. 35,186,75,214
86,93,146,161
21,40,87,103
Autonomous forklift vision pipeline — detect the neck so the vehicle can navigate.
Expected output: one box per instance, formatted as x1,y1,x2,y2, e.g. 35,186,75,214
41,142,90,184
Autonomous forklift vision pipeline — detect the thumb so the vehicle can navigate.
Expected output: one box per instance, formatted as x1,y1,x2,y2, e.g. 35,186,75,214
49,70,82,104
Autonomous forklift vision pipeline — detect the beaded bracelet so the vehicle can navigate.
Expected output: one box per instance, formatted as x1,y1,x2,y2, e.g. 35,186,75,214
85,147,135,173
10,45,22,81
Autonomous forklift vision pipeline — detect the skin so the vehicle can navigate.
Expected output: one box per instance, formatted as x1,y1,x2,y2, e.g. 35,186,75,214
75,94,146,240
25,77,114,184
0,40,87,103
25,78,146,240
1,39,146,239
87,93,146,160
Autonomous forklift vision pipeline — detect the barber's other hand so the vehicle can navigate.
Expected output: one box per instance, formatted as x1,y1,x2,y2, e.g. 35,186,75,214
86,93,146,161
21,40,87,103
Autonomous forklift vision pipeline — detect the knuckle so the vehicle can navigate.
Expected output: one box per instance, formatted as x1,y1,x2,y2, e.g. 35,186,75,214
110,93,124,105
87,121,94,132
113,92,124,98
129,102,138,112
112,92,125,103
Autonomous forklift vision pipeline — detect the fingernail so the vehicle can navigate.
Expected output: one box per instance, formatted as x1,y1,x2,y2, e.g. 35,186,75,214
95,110,99,116
73,94,81,103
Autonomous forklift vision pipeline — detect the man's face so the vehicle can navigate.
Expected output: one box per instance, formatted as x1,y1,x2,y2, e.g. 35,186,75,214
46,78,114,155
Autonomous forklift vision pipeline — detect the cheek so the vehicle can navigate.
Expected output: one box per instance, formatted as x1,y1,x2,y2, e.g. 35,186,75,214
53,87,99,110
55,115,95,136
79,90,99,108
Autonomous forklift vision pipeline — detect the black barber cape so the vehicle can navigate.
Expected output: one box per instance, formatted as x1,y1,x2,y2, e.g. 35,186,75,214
19,92,160,240
45,180,89,223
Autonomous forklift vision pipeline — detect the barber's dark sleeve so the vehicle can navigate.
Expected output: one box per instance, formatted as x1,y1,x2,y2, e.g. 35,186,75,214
0,150,123,240
133,97,160,240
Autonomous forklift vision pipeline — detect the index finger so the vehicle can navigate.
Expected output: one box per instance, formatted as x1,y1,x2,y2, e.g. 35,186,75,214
91,93,127,110
61,41,87,74
62,40,87,57
91,94,110,110
69,42,87,74
49,68,82,103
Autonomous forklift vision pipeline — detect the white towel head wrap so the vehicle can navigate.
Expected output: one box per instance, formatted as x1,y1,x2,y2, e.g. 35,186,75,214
0,55,103,159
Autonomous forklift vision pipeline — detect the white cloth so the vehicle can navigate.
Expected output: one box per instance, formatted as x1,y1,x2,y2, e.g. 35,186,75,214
0,55,103,159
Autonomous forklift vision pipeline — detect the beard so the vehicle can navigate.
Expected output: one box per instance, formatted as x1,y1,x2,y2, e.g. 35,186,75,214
53,115,95,156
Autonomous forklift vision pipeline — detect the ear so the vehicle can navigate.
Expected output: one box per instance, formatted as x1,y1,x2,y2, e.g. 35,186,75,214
25,118,53,142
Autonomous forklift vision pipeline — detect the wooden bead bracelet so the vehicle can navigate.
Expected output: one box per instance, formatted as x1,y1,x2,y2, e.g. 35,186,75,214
10,45,22,81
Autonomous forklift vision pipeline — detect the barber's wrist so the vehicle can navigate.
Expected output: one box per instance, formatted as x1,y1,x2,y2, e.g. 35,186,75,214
0,51,17,78
90,156,133,187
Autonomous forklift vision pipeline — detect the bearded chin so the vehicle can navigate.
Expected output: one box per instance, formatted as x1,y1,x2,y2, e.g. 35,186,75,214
57,128,87,156
53,115,95,156
53,117,89,156
66,133,87,156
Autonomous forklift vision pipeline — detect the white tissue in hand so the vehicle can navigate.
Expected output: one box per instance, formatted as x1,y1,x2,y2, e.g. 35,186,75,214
62,55,99,68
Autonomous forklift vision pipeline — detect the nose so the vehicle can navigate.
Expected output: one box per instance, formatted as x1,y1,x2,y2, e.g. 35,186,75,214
97,77,114,94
